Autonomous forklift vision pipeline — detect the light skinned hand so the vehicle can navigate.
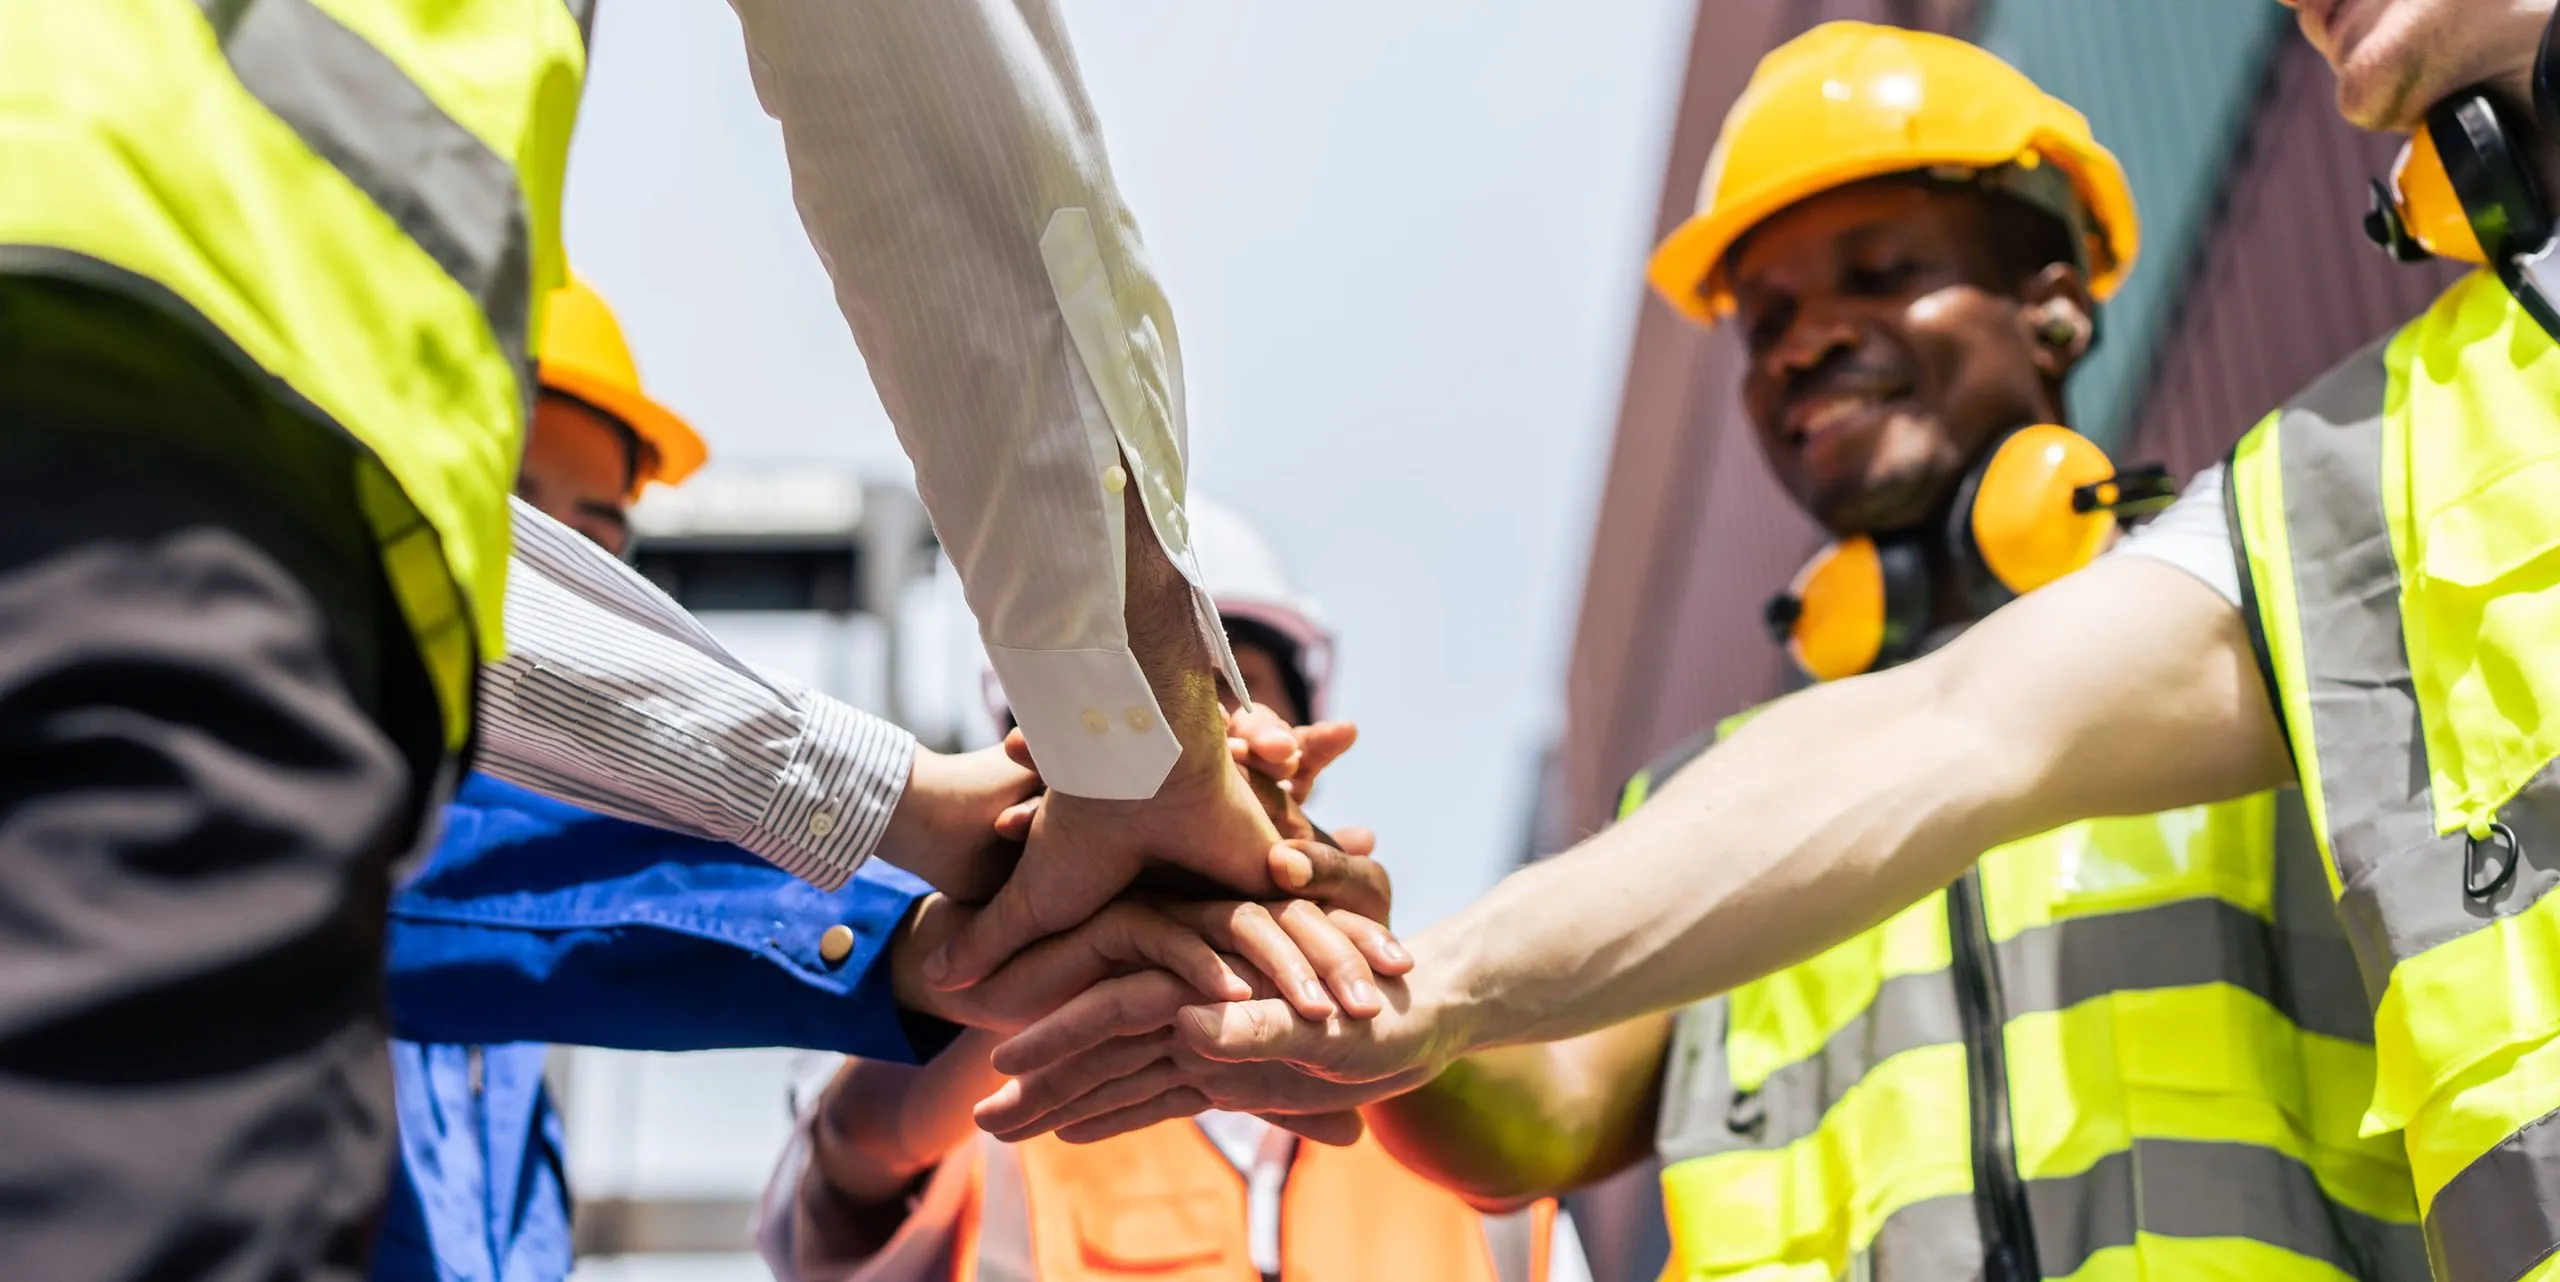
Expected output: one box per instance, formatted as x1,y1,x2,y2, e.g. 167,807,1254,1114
970,972,1450,1146
932,703,1371,989
991,714,1359,839
872,745,1040,902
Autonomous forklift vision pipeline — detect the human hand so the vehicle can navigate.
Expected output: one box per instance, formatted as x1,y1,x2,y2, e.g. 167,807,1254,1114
871,745,1040,902
893,829,1403,1027
992,712,1359,836
969,964,1462,1145
923,742,1302,989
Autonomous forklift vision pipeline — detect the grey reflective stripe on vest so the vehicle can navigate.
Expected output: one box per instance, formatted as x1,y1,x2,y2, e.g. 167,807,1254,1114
1862,1141,2427,1282
1481,1205,1540,1282
194,0,535,383
2266,340,2560,1000
972,1136,1038,1282
2427,1103,2560,1282
565,0,599,44
1659,894,2371,1163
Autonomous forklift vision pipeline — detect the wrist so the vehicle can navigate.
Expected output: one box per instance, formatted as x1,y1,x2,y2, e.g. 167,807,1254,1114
1403,928,1497,1066
887,898,953,1023
874,748,1032,901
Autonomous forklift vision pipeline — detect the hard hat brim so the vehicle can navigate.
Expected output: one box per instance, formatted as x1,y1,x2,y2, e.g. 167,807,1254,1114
539,361,709,496
1649,130,2137,326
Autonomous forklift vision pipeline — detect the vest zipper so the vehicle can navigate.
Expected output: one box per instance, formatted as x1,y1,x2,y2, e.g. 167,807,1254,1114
1945,868,2039,1282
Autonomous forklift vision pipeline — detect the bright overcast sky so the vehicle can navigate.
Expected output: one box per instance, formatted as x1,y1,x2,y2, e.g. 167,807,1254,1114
564,1,1696,930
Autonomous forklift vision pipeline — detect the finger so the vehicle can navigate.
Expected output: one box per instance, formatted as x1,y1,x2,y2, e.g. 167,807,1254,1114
1056,1088,1220,1145
990,971,1196,1075
1271,899,1384,1018
1258,1110,1366,1147
987,1059,1199,1143
1291,721,1359,800
1002,728,1037,773
1192,901,1334,1020
1100,903,1251,1003
1329,825,1377,858
1228,702,1302,777
976,1031,1174,1135
927,845,1134,990
991,796,1041,843
1327,907,1412,976
966,904,1239,1031
1267,839,1393,922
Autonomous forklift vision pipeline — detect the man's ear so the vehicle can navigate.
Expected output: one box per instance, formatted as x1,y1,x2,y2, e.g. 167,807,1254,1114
2018,263,2096,378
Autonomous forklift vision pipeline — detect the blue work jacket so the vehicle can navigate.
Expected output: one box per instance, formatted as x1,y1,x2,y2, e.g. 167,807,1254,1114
372,773,944,1282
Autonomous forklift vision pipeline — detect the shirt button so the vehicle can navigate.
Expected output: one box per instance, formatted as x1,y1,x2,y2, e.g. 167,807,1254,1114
808,810,837,838
818,924,855,966
1103,464,1128,494
1122,705,1153,734
1081,707,1110,735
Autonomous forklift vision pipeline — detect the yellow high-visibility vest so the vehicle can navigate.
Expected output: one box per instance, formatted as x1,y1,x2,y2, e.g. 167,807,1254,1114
1636,707,2422,1280
2231,270,2560,1282
0,0,594,747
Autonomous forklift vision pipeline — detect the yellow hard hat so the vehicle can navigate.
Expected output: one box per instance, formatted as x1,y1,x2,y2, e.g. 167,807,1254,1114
1648,22,2139,324
537,274,708,495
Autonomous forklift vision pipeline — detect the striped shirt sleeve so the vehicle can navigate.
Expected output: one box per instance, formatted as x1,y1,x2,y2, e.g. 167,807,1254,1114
476,499,917,889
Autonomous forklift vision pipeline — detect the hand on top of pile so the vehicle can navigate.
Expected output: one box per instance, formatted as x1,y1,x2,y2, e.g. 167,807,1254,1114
916,704,1377,994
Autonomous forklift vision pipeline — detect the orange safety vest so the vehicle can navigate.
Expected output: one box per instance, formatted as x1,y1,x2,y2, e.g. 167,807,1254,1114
944,1121,1553,1282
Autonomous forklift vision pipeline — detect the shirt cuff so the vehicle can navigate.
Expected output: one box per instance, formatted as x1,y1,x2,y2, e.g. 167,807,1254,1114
742,695,920,890
985,644,1181,800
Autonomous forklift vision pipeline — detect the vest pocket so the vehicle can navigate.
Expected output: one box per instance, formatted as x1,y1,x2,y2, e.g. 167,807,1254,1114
1071,1187,1233,1271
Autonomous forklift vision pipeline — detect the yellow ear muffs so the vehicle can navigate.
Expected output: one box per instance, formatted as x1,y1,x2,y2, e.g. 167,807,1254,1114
1764,534,1930,684
1967,424,2120,594
1950,424,2176,616
2373,121,2492,264
1768,426,2173,682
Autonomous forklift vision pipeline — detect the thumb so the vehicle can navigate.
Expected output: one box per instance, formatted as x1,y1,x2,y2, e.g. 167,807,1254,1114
927,846,1130,990
1260,1110,1366,1147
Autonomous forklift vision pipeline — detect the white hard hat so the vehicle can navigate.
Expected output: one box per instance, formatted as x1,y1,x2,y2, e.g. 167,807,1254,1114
982,496,1336,725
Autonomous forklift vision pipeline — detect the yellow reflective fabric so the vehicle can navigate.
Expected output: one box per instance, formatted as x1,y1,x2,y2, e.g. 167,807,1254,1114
1659,1043,1976,1280
2231,272,2560,1279
305,0,588,331
2393,275,2560,837
0,0,588,747
1721,891,1952,1090
1651,687,2415,1281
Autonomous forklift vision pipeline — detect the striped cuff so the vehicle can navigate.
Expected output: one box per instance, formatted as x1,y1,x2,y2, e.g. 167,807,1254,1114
743,695,918,890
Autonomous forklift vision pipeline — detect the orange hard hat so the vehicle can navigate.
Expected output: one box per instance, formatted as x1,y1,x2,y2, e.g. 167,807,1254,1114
537,275,708,495
1648,22,2140,324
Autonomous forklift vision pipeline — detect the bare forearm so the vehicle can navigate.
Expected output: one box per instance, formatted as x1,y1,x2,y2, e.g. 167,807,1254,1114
806,1031,1007,1207
1364,1014,1672,1210
1414,559,2285,1055
1423,664,2023,1052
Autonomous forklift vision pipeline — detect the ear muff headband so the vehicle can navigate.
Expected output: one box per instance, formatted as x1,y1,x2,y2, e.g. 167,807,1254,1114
1767,425,2173,682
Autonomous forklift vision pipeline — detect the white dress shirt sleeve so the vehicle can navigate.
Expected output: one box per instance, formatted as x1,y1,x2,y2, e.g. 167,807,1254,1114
477,499,917,890
724,0,1245,800
2105,463,2246,608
